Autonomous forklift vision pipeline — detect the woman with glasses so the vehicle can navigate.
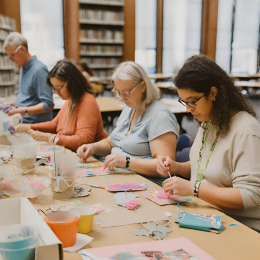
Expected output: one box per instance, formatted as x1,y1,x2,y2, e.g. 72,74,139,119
157,55,260,232
77,61,179,185
16,60,108,152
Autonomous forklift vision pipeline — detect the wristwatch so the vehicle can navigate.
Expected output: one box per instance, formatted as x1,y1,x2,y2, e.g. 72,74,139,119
125,157,130,168
194,181,201,197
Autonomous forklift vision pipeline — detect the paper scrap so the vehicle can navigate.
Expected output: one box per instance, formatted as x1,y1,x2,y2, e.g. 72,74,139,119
132,221,172,240
63,233,93,253
144,190,191,206
164,211,174,218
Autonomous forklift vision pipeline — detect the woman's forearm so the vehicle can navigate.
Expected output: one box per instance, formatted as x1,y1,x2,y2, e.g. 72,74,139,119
198,183,244,210
128,157,160,177
92,138,112,156
173,161,191,179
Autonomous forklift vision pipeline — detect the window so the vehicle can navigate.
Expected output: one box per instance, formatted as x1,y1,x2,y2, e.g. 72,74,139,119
216,0,260,74
135,0,157,74
163,0,202,75
20,0,64,71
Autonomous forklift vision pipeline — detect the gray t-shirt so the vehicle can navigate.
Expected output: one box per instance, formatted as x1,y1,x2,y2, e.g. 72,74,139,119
110,100,179,158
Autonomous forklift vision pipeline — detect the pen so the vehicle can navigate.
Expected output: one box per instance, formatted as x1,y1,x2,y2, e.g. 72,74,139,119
83,184,106,189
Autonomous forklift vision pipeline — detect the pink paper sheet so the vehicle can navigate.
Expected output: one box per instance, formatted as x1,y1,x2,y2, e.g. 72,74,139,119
81,236,215,260
106,183,147,191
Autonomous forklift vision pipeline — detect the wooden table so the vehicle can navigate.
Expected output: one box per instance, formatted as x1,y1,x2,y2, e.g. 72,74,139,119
22,156,260,260
230,74,260,81
235,80,260,88
148,73,173,81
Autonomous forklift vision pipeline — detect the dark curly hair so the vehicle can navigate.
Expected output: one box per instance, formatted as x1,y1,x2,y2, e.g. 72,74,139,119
174,55,256,135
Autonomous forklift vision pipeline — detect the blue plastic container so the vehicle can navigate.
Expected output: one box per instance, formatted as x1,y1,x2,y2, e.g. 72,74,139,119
0,224,39,260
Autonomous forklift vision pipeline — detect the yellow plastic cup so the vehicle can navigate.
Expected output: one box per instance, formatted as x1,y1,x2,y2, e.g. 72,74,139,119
69,207,96,233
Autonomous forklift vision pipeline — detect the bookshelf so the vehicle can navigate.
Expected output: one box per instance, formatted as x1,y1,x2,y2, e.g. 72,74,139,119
0,14,16,97
79,0,125,78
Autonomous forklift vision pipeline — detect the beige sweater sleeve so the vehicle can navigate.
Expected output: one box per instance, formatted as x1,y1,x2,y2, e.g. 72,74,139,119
232,134,260,209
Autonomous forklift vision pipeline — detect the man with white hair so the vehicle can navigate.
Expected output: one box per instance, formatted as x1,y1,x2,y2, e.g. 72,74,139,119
4,32,54,123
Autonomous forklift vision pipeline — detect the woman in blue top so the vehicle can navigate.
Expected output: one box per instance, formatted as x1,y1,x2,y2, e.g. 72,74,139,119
77,61,178,185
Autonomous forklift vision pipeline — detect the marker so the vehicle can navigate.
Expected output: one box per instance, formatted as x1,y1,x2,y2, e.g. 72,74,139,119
83,184,106,189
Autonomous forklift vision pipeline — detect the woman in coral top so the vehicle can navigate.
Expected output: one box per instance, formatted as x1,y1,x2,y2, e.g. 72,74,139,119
16,60,108,152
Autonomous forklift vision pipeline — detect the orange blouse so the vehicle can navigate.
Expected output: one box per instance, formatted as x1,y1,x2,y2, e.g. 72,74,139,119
31,93,108,152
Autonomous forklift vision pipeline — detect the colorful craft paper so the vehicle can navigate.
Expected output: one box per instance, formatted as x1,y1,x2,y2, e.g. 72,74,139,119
76,167,110,177
106,183,147,192
49,201,113,213
79,236,215,260
144,190,191,205
37,146,63,153
132,221,172,240
0,175,50,198
114,192,141,210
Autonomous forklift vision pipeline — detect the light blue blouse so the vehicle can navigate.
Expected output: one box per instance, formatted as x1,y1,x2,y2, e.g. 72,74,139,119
110,100,179,158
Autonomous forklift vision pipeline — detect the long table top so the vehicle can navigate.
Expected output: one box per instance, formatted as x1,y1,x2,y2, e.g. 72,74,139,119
1,143,260,259
28,156,260,260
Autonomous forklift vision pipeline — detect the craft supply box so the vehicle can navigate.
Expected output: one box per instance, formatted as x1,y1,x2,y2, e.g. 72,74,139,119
0,197,63,260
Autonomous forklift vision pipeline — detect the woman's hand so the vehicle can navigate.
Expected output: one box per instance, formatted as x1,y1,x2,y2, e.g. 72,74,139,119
104,154,126,169
6,106,26,116
77,144,94,162
157,156,179,176
15,123,31,133
28,130,54,143
163,176,194,196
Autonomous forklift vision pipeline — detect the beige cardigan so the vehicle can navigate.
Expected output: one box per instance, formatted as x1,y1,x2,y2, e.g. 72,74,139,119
190,111,260,231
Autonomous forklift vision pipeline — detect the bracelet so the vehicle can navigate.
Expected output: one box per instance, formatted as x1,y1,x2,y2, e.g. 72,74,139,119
194,181,201,197
125,156,130,168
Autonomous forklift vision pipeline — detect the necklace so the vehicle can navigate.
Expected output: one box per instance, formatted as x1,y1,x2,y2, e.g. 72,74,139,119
62,102,74,135
196,121,220,182
128,109,137,132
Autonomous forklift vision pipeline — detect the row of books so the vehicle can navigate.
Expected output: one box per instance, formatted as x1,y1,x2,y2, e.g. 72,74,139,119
80,44,123,54
0,55,14,69
84,57,122,67
0,15,15,30
94,69,114,77
0,85,15,98
80,29,123,41
80,0,124,5
0,29,9,40
79,10,124,23
0,71,15,84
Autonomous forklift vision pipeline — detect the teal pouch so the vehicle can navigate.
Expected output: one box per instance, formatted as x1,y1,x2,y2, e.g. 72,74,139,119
175,203,237,234
176,212,225,233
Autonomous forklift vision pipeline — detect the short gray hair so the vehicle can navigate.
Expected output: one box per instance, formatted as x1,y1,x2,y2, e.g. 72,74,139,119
112,61,160,109
3,32,28,50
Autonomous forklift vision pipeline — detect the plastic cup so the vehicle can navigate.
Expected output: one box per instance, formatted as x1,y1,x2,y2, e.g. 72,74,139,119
11,141,37,175
0,224,39,260
44,211,80,248
69,207,96,233
49,174,75,200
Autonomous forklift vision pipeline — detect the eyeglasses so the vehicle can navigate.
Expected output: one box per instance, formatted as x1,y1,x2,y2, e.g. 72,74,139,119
8,45,22,59
178,93,205,108
52,81,68,93
111,81,143,99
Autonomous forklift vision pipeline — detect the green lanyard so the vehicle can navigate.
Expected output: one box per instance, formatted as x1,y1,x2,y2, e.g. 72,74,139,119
196,121,220,182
